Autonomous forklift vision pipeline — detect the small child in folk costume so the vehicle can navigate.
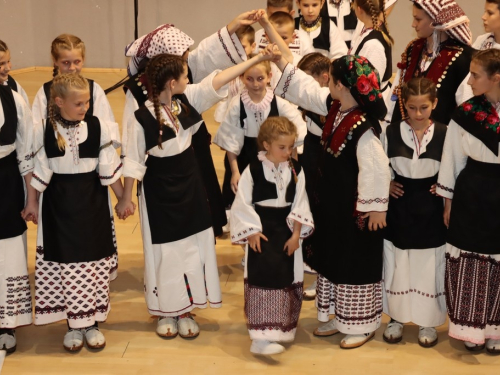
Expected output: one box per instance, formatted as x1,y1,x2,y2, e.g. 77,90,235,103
274,53,391,349
213,59,306,210
295,0,348,59
230,117,314,355
116,49,280,340
350,0,393,101
437,49,500,354
0,85,37,354
295,52,332,301
0,40,30,104
31,74,124,352
382,77,447,348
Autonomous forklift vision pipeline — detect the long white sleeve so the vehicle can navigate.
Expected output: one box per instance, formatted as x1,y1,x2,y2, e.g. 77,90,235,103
356,129,391,212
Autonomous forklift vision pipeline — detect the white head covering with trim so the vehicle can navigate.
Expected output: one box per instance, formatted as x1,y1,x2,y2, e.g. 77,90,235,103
411,0,472,48
125,24,194,76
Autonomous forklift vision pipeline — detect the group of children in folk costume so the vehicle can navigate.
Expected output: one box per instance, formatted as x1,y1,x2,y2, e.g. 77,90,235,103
3,0,500,358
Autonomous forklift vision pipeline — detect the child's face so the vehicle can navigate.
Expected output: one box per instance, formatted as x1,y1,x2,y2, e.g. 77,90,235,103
271,24,296,45
404,94,437,124
298,0,324,23
54,48,84,74
0,50,12,84
412,5,434,39
240,35,256,57
243,65,271,95
55,89,90,121
482,2,500,34
304,69,329,88
263,134,296,165
468,61,500,96
328,73,343,99
169,64,190,95
267,6,295,17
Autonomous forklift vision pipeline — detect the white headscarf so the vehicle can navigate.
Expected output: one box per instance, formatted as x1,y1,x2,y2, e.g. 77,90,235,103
125,24,194,76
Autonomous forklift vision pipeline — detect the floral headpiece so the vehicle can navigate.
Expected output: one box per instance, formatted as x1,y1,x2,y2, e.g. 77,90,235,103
332,55,387,120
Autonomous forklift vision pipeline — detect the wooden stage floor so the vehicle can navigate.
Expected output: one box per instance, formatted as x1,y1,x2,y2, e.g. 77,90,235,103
2,70,499,374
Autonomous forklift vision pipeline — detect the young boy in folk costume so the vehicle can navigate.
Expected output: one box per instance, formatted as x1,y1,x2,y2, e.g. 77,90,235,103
254,0,315,57
386,0,474,126
274,52,391,348
295,0,348,59
122,12,261,236
31,74,124,352
0,40,30,104
230,117,314,355
0,84,37,354
437,49,500,354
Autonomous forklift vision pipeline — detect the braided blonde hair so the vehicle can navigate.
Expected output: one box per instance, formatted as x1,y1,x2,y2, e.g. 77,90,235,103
50,34,86,77
49,73,89,150
145,54,187,149
355,0,394,45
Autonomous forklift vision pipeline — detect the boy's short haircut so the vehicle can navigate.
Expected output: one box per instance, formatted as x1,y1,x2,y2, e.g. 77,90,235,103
269,11,295,30
235,25,256,45
267,0,294,11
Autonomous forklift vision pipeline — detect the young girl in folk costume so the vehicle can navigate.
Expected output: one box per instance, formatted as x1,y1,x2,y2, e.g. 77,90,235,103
122,14,257,235
213,58,306,210
274,53,391,348
350,0,393,101
0,85,37,354
295,0,348,59
322,0,398,50
386,0,474,126
230,117,314,355
458,0,500,100
437,49,500,354
295,52,332,301
31,35,121,278
214,25,256,124
116,50,278,340
382,77,447,348
0,40,30,104
32,34,116,128
31,74,124,352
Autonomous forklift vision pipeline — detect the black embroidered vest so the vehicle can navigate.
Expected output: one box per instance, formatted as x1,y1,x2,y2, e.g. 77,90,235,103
250,157,302,204
0,85,17,146
44,115,101,159
295,16,331,52
386,121,447,161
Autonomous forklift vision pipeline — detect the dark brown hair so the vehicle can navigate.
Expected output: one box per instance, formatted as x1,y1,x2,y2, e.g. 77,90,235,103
0,40,8,53
487,0,500,10
472,48,500,77
235,25,256,45
298,52,331,76
145,54,187,149
401,77,437,103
